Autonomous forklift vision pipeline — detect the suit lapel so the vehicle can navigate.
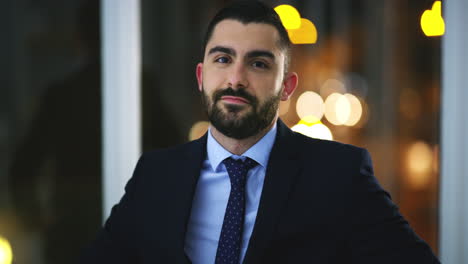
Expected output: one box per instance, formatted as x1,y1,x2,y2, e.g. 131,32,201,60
150,135,207,263
243,120,302,264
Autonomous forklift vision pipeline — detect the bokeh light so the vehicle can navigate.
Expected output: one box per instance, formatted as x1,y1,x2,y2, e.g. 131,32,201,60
354,97,369,128
343,93,362,126
0,236,13,264
406,141,433,189
308,123,333,140
274,5,301,29
335,94,351,125
291,124,310,135
295,91,324,120
324,93,343,125
189,121,210,141
320,78,346,98
287,18,318,44
324,92,363,127
420,1,445,37
291,117,333,140
298,115,321,126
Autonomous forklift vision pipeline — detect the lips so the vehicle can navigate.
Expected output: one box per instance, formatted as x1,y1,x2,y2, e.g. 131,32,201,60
221,95,250,104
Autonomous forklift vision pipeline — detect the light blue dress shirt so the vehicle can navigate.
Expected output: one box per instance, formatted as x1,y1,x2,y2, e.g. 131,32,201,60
184,124,277,264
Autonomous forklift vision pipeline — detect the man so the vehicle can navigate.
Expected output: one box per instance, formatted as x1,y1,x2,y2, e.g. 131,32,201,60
80,1,439,263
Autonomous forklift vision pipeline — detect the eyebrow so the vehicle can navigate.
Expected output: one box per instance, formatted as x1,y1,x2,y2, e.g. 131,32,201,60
246,50,275,60
207,46,236,56
207,46,275,61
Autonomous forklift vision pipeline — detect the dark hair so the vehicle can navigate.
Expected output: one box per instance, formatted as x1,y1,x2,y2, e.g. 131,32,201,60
202,0,292,71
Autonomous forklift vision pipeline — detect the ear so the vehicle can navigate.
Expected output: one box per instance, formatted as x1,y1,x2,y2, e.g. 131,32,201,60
196,63,203,92
280,72,298,101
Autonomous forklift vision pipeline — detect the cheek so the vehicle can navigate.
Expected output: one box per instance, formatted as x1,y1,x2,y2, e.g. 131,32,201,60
259,76,284,96
273,81,286,98
202,70,224,90
275,75,285,91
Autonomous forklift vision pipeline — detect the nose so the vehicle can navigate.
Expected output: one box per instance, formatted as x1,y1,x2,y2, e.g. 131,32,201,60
227,62,249,89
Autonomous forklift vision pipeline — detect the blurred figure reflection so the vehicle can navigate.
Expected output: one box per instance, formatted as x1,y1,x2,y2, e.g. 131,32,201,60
8,1,181,263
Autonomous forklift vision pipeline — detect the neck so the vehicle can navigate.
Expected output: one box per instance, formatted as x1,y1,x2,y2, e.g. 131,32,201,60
210,117,278,156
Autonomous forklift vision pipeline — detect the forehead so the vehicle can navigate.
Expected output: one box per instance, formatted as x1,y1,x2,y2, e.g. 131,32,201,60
205,19,284,58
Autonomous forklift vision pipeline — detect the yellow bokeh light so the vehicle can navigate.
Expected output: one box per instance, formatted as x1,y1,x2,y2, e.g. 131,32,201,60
343,93,362,126
188,121,210,141
288,18,318,44
295,91,324,120
406,141,433,189
274,5,301,29
420,1,445,37
298,115,321,126
274,5,317,44
291,122,333,141
0,236,13,264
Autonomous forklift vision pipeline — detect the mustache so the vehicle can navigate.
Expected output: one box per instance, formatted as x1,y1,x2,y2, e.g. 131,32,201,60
213,88,258,106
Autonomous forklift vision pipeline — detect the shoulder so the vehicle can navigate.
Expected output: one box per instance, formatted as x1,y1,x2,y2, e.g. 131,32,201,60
143,134,206,157
287,130,368,161
137,136,207,168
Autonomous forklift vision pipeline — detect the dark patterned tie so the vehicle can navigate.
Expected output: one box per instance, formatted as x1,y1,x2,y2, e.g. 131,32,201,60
215,157,258,264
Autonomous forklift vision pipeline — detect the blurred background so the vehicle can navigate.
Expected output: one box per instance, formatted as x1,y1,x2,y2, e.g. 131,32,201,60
0,0,458,263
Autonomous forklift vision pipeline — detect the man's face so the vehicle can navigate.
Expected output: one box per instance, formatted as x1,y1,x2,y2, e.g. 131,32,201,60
197,19,295,139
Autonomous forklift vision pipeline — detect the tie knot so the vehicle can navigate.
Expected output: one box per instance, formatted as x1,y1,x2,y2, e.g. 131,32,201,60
222,157,258,186
223,157,257,171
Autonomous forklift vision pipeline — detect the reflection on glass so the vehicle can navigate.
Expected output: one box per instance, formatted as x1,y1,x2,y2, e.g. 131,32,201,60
3,1,102,263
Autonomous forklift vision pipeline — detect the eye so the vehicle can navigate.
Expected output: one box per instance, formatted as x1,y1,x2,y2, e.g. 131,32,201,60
252,60,269,69
215,56,230,64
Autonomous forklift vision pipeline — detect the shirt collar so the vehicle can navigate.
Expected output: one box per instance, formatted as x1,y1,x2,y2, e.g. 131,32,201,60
206,123,277,172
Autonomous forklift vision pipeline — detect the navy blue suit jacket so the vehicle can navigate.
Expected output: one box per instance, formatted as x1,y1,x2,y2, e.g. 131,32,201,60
80,120,439,263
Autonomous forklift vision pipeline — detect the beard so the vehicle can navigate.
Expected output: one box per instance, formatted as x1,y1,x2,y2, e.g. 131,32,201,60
202,86,281,139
